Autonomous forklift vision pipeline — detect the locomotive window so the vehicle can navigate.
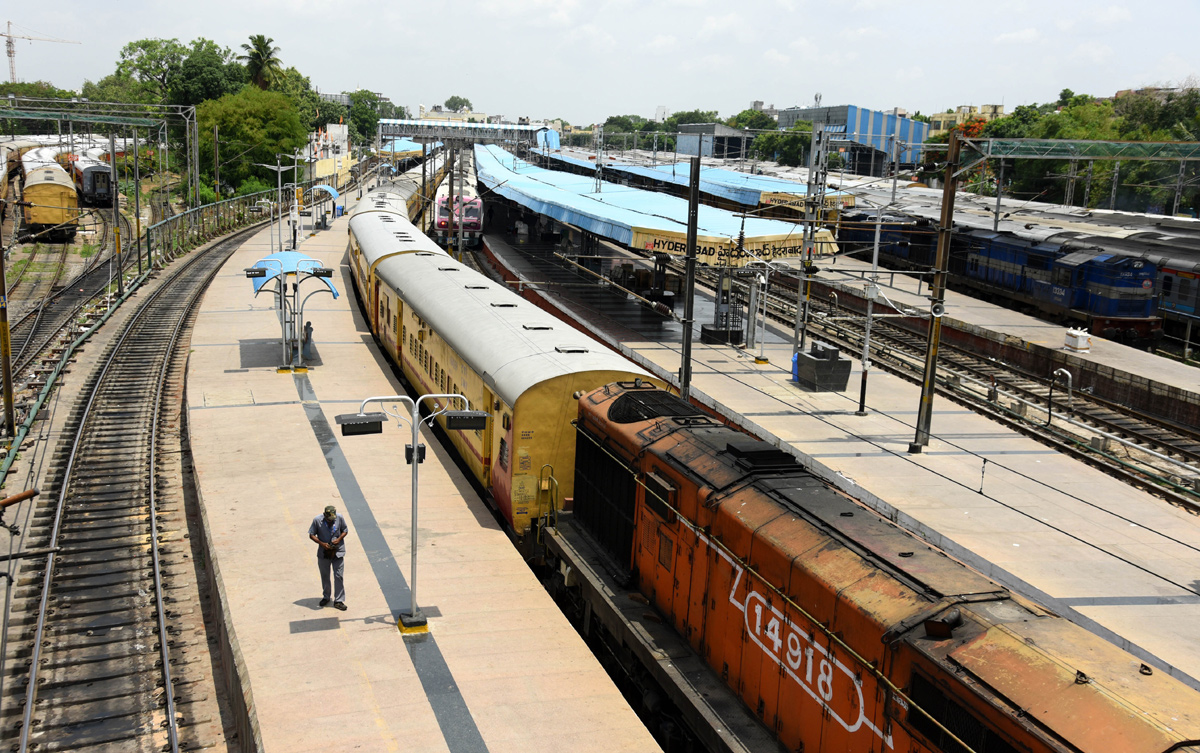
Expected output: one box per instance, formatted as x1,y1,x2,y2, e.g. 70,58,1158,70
1181,277,1191,300
908,674,1019,753
497,438,509,470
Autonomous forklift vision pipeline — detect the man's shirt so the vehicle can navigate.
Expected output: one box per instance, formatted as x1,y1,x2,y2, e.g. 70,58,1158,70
309,514,349,558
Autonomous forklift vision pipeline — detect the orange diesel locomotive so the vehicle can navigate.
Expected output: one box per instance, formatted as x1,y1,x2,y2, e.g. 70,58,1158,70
570,381,1200,753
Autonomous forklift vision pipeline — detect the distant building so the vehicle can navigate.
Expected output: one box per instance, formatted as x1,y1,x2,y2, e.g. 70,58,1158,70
751,100,779,121
654,106,670,123
676,123,754,159
777,104,929,175
317,91,351,107
1112,86,1189,102
307,123,348,160
929,104,1004,137
417,104,489,123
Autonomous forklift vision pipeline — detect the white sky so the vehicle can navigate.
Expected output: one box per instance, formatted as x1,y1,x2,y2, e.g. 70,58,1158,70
7,0,1197,126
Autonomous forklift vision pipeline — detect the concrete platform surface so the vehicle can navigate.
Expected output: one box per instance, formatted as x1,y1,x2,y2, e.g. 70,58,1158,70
186,211,658,752
812,254,1198,397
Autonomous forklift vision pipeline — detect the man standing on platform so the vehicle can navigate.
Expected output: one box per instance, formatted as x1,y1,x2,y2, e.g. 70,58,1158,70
309,505,349,610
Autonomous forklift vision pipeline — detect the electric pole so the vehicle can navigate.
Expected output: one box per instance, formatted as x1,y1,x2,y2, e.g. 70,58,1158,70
909,129,961,453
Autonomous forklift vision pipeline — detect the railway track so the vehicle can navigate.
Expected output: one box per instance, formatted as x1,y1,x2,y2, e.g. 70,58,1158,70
672,261,1200,509
2,227,254,752
6,243,71,312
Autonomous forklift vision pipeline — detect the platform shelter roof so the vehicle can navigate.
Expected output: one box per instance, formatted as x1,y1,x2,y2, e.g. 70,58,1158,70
539,148,852,209
378,138,433,157
247,251,339,298
476,145,834,266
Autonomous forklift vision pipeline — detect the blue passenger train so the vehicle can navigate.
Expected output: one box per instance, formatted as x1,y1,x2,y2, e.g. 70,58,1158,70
840,212,1162,345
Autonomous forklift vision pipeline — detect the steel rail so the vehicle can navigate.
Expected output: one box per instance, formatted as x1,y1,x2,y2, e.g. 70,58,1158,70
14,237,226,752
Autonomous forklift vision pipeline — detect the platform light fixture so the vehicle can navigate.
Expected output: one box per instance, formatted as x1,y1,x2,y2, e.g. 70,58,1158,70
335,393,489,633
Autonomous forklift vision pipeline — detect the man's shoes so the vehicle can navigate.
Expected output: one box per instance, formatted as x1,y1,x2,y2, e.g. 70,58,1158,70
334,602,347,611
319,598,330,607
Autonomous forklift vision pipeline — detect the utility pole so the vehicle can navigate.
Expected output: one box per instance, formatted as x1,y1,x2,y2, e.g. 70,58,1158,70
993,158,1005,231
1084,161,1094,208
0,198,14,437
213,124,219,197
1110,160,1121,210
1174,160,1186,215
447,143,456,259
133,128,143,275
679,156,700,401
858,130,900,416
456,143,466,261
793,122,827,354
909,129,961,453
109,133,124,297
594,126,604,193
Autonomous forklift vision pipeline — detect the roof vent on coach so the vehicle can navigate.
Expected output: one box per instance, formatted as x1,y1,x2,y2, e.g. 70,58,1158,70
554,345,589,353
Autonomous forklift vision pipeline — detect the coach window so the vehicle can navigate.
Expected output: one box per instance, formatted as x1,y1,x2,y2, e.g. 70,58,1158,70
1163,276,1174,297
1180,277,1191,301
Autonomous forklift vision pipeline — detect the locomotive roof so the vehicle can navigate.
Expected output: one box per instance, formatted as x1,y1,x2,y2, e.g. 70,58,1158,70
373,248,650,406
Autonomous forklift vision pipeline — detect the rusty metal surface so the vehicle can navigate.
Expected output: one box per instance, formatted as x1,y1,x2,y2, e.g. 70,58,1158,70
950,620,1200,752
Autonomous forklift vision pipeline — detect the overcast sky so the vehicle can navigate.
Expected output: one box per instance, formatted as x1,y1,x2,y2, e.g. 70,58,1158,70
8,0,1197,125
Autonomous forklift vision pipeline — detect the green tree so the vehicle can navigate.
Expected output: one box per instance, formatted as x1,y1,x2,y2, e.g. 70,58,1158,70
751,121,811,166
81,70,157,104
666,109,719,129
239,34,283,89
982,104,1044,138
116,38,188,102
198,87,306,190
602,114,646,133
910,111,931,124
727,109,776,131
347,89,392,144
444,95,472,112
0,81,77,133
169,38,245,107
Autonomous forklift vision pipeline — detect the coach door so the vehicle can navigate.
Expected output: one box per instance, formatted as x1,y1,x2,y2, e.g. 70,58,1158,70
481,386,495,485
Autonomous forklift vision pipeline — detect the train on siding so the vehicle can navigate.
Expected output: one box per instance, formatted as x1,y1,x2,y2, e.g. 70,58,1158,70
561,380,1200,753
63,145,117,206
19,146,79,241
432,150,483,248
347,159,664,538
838,210,1162,345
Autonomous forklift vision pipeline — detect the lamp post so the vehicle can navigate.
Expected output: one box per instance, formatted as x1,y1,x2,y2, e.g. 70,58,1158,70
245,259,335,368
336,395,488,632
254,160,289,253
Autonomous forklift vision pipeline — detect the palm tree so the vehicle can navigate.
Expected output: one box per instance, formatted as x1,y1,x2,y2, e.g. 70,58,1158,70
239,35,282,89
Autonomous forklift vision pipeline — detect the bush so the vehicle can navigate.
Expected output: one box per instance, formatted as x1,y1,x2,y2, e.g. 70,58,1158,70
237,176,273,196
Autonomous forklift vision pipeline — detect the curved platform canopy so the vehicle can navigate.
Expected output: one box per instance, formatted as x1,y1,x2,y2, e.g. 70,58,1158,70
247,251,339,298
308,184,339,200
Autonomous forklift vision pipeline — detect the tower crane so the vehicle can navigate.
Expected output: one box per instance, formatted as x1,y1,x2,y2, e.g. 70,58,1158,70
4,22,80,84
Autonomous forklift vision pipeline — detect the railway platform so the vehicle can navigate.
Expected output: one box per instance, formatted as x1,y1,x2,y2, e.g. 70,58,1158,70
813,253,1200,407
479,231,1200,691
184,211,659,751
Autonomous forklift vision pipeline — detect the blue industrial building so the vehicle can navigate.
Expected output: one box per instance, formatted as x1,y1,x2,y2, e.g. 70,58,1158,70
777,105,929,176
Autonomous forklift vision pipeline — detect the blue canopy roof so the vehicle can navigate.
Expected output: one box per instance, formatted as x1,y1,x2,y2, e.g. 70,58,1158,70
248,252,340,298
378,138,434,155
475,145,835,266
310,184,339,200
539,148,851,207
